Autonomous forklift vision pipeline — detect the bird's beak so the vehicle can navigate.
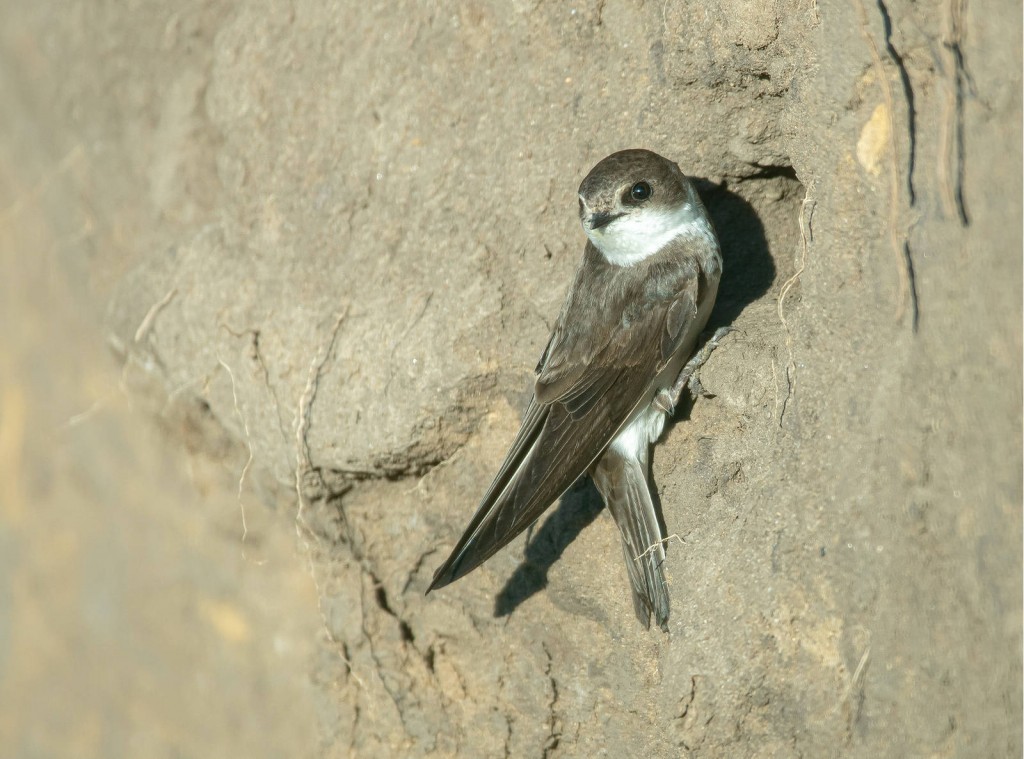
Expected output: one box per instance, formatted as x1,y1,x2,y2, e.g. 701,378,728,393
588,211,623,230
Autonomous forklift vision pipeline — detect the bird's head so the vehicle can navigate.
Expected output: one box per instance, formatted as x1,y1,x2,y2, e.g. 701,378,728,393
578,149,709,266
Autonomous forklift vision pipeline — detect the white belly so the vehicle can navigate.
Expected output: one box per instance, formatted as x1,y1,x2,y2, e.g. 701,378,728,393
610,274,718,457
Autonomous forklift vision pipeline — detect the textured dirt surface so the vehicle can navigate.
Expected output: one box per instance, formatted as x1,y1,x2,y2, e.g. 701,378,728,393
1,0,1020,757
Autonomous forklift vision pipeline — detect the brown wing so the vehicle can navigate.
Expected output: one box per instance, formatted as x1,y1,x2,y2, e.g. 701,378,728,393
428,254,702,591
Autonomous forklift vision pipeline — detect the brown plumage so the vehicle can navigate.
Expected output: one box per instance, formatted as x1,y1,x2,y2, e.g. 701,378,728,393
428,150,722,630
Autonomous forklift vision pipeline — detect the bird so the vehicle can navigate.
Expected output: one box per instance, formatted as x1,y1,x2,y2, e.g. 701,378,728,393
427,149,724,630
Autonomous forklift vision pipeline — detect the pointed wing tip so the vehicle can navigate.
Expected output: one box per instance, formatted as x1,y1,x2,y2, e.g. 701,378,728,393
426,548,476,595
425,564,455,595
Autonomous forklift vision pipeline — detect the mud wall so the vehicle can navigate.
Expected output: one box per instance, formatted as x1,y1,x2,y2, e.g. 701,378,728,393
1,0,1020,756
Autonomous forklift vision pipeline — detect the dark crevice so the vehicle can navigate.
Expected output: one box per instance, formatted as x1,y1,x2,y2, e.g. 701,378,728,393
902,240,921,331
876,0,917,205
374,583,392,614
398,620,415,644
675,677,700,751
372,574,417,644
944,5,972,226
540,643,562,759
502,715,513,759
949,44,970,226
357,575,410,736
730,164,799,183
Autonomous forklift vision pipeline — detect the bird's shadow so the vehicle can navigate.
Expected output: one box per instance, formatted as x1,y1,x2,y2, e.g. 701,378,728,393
696,177,778,331
494,180,774,619
494,478,605,618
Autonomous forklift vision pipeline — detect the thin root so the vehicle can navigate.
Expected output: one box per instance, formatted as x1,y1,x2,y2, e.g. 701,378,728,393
218,356,262,564
291,308,363,687
634,533,686,563
134,288,178,343
776,187,814,425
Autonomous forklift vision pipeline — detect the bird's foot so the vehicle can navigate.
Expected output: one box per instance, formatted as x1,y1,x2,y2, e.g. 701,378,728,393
665,326,733,410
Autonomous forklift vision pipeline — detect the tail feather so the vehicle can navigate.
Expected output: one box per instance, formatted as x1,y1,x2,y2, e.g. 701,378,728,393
591,448,671,631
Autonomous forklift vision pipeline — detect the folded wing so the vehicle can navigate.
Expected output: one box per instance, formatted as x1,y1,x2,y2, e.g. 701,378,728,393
428,254,702,592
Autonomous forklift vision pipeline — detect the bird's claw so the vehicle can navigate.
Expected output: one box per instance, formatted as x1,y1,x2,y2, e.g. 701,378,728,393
663,326,733,411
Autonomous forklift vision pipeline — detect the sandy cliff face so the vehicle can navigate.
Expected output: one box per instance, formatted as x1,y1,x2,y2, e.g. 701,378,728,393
1,0,1020,756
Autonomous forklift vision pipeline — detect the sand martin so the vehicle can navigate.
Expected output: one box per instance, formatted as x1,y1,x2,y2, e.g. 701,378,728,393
428,149,723,630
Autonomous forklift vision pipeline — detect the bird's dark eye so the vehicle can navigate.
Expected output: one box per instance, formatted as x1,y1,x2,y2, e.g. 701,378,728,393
629,181,652,202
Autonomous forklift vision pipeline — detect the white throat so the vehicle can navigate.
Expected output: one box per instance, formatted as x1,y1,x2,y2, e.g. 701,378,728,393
586,203,714,266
